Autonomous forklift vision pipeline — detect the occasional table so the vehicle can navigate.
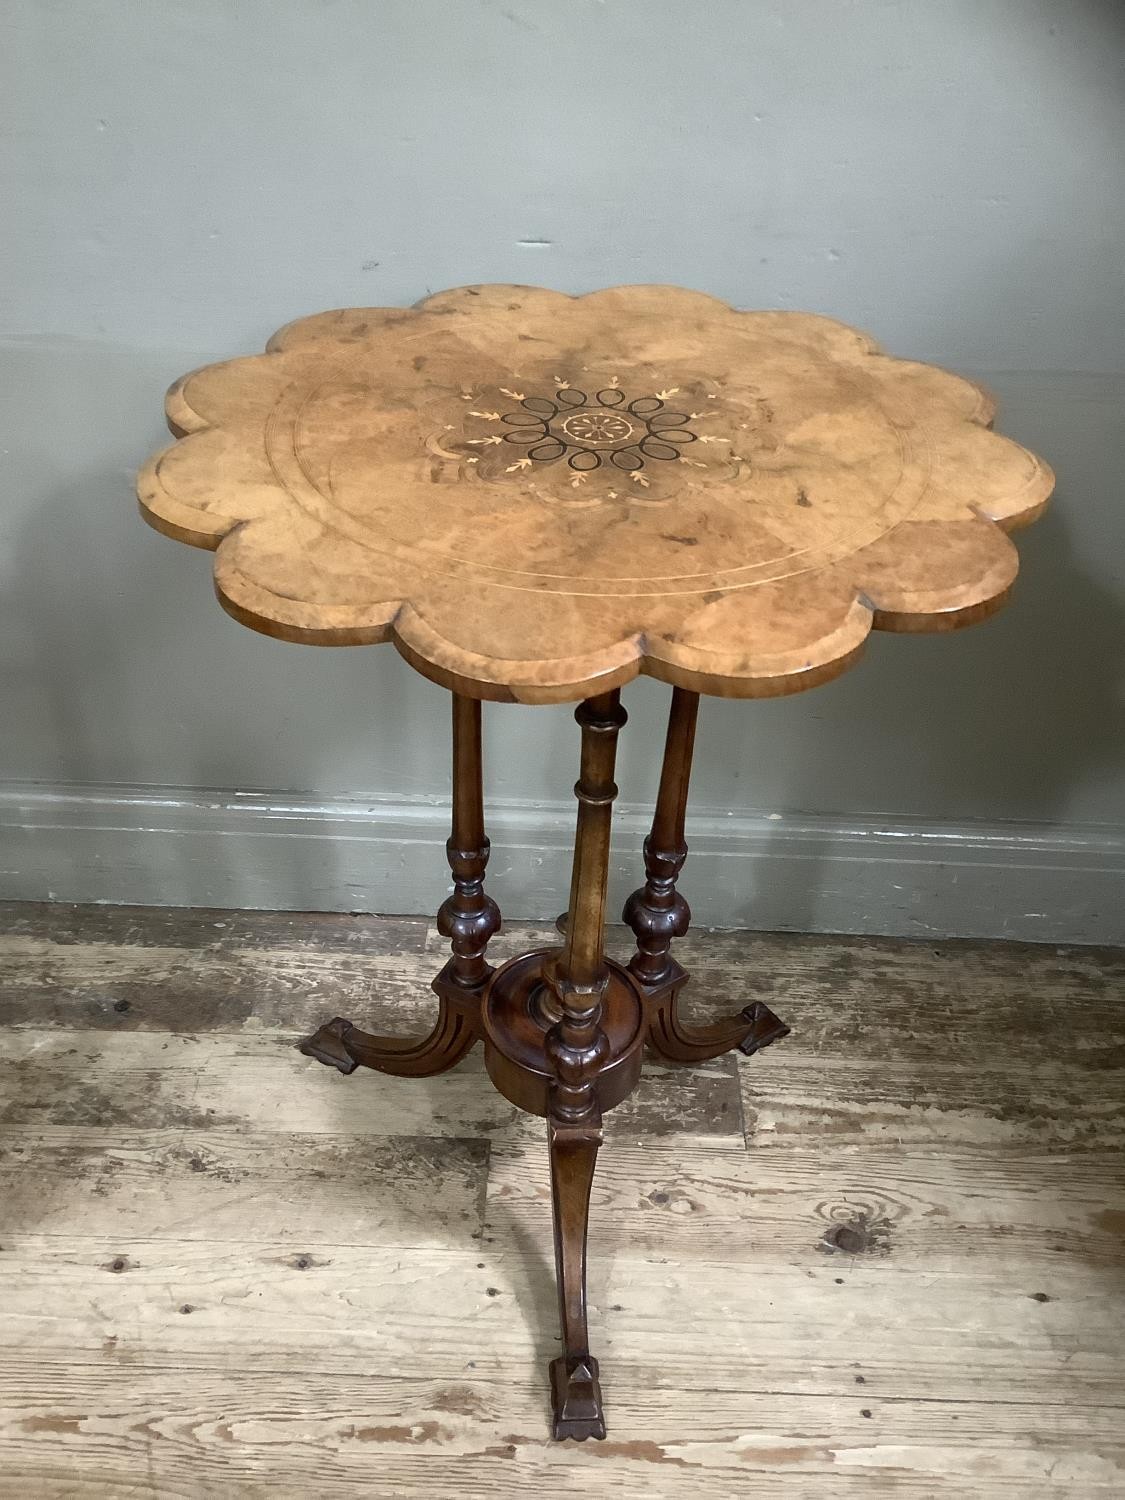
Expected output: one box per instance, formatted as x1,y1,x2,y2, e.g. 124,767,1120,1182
139,284,1052,1440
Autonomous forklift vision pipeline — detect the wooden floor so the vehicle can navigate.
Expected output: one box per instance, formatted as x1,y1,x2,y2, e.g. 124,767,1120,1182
0,905,1123,1498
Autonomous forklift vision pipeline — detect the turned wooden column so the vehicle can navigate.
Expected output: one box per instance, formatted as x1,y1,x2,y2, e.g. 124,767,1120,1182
623,685,697,995
546,691,626,1119
435,693,502,993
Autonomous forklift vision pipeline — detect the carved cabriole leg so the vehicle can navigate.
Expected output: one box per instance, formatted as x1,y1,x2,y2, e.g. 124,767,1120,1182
539,690,628,1442
624,687,791,1064
548,1119,603,1440
299,693,500,1076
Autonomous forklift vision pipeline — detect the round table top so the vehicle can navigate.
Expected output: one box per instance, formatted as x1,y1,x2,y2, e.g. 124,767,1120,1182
139,284,1052,703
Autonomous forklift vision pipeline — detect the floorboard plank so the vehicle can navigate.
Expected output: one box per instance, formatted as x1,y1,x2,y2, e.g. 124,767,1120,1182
0,1028,742,1141
485,1135,1125,1270
0,1364,1121,1498
2,1236,1122,1407
742,1052,1125,1151
0,1131,489,1248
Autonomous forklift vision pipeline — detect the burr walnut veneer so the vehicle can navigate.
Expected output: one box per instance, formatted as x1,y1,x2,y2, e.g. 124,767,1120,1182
139,284,1051,1441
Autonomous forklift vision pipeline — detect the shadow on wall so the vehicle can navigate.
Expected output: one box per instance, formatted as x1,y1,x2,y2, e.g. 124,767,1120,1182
2,418,414,908
729,500,1125,934
1,379,577,912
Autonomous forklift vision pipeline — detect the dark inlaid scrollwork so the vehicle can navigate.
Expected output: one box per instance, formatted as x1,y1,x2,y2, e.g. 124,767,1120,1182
500,386,697,472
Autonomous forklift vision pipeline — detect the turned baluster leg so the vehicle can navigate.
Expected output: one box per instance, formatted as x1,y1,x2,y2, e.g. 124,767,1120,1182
541,689,627,1442
299,693,500,1076
623,686,696,998
624,687,790,1063
433,692,503,998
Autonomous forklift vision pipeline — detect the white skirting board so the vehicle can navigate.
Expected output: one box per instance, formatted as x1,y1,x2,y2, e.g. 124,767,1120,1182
1,781,1121,945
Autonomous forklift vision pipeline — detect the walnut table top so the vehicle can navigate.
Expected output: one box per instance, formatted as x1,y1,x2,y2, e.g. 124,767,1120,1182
139,284,1052,702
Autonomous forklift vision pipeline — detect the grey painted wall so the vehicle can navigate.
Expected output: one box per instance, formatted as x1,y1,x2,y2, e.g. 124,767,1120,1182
2,1,1123,938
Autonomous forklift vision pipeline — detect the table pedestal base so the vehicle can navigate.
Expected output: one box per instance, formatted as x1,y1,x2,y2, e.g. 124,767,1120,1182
483,949,645,1117
299,688,789,1441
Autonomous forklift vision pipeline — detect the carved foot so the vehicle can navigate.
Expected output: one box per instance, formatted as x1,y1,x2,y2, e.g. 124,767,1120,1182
298,1017,360,1074
737,1000,791,1057
298,968,484,1079
550,1353,606,1441
643,978,792,1064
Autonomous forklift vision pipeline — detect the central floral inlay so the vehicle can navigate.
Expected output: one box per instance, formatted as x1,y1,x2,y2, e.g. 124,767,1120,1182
497,384,699,474
559,410,635,445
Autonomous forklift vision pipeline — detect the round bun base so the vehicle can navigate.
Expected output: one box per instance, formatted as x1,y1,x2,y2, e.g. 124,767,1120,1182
482,949,645,1118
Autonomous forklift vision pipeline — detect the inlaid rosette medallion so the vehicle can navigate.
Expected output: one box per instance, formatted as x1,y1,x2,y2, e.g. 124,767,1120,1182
139,284,1052,702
